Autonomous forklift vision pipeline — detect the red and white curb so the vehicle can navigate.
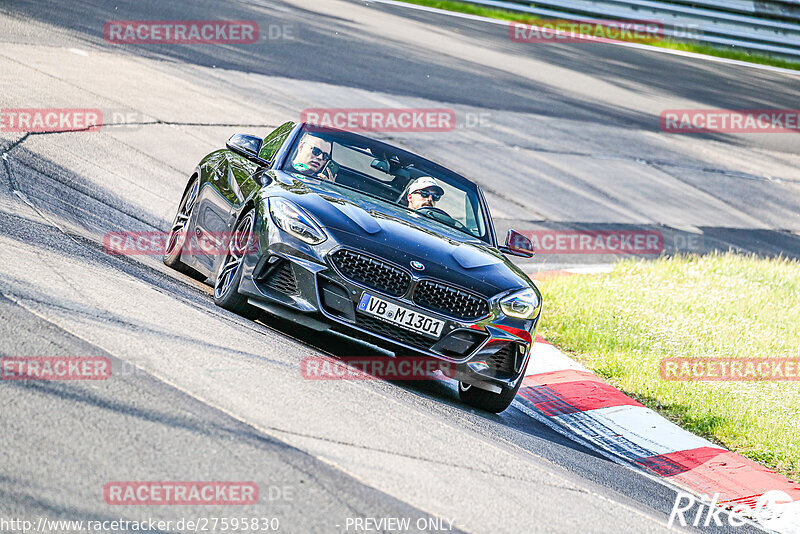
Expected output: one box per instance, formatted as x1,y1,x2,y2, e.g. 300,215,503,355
518,272,800,532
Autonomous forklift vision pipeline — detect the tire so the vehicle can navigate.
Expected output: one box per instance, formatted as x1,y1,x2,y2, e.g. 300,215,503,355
458,378,522,413
163,177,200,274
213,209,259,319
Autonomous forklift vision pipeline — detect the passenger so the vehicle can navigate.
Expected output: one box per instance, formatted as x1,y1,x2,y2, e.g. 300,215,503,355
406,176,445,210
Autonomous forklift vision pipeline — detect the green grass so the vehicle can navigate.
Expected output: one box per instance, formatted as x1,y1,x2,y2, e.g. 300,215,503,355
396,0,800,71
538,253,800,480
397,0,546,22
654,41,800,71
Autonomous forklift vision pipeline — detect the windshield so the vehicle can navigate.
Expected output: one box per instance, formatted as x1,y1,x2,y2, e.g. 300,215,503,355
282,126,490,242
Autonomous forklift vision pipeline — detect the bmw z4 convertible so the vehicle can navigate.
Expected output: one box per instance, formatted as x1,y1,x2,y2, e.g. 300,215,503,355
164,122,541,413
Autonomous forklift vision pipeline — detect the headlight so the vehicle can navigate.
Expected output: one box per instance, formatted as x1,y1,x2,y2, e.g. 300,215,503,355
499,288,540,319
268,198,327,245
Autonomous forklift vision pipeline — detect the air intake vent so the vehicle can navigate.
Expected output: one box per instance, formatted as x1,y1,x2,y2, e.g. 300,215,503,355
413,281,489,320
485,344,518,374
257,259,299,296
329,249,410,297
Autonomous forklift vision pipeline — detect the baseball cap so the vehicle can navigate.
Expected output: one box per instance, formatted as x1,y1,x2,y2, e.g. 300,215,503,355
408,176,445,196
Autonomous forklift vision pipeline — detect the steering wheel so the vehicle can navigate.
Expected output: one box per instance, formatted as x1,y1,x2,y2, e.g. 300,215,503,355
416,206,468,231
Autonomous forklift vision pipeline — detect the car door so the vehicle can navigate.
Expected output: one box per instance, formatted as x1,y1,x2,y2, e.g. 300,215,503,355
193,123,296,272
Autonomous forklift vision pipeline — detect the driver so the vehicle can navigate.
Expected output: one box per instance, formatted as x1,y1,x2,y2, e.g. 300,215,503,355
290,133,337,181
406,176,444,210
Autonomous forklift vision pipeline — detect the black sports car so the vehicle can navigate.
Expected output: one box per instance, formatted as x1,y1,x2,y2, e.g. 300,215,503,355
164,122,541,412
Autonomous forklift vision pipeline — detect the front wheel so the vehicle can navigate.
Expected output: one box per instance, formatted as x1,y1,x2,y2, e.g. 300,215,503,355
213,209,259,319
164,177,200,274
458,379,522,413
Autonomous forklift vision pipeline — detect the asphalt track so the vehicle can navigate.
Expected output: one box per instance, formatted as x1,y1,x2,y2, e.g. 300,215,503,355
0,0,798,532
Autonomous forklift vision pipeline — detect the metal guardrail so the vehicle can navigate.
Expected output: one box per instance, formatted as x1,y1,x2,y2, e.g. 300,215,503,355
459,0,800,59
659,0,800,22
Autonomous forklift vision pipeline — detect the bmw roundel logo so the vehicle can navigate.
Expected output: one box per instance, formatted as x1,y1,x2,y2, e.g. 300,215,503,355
410,261,425,271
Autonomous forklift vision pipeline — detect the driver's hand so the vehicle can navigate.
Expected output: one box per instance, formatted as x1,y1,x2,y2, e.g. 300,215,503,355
320,160,338,182
321,167,336,181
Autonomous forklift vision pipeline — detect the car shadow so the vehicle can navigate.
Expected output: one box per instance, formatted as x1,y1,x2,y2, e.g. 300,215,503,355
250,309,612,461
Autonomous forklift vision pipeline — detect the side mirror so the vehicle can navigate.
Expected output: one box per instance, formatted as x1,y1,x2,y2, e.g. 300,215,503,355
227,134,269,165
499,229,534,258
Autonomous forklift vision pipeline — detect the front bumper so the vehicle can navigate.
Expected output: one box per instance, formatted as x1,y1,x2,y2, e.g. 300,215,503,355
237,214,540,391
239,266,538,388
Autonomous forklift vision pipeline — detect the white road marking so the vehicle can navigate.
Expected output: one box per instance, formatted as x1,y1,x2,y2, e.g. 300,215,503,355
527,341,588,375
555,405,726,456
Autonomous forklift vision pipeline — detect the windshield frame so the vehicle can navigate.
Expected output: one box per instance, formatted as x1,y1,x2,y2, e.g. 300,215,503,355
276,123,496,246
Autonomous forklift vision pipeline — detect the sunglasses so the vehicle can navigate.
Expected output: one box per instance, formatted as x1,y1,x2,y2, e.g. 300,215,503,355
308,146,331,161
413,190,441,201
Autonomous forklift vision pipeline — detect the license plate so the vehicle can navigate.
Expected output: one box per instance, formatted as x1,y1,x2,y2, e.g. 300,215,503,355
357,293,444,339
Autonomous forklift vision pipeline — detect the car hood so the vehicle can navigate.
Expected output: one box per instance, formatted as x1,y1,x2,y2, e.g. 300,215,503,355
264,172,532,297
